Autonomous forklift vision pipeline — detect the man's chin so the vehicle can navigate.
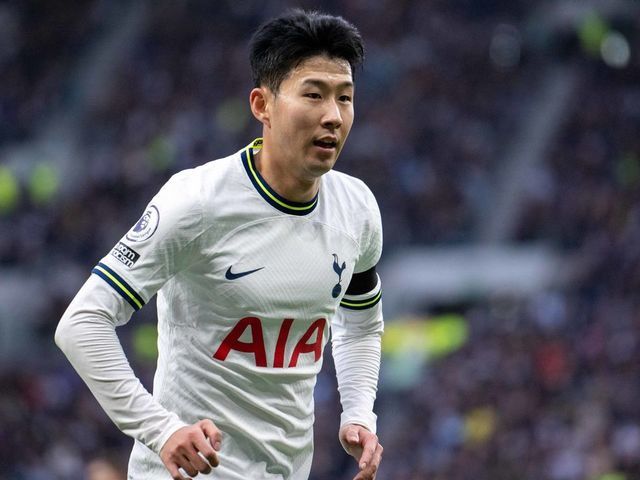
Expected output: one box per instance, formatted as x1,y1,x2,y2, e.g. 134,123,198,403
308,155,337,176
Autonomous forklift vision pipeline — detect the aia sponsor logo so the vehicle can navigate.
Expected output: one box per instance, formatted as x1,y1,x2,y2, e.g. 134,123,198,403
213,317,326,368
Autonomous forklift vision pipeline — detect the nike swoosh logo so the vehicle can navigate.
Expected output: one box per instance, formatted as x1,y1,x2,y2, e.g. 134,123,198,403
225,266,264,280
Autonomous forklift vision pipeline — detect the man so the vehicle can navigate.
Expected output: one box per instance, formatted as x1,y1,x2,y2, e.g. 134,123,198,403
56,9,384,480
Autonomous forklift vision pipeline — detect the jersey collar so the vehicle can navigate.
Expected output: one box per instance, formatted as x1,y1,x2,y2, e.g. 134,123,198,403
241,138,319,216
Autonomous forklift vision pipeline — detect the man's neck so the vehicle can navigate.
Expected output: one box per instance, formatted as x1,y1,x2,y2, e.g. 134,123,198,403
253,146,319,203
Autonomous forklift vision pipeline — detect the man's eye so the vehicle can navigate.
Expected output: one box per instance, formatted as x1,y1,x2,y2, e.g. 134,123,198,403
304,93,321,99
339,95,352,103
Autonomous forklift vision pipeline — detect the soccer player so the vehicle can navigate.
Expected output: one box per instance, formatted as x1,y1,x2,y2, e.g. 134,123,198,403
56,9,384,480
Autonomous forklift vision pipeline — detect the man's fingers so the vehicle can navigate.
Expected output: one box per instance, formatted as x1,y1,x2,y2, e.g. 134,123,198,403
184,447,212,475
199,419,223,451
160,421,223,479
340,425,383,480
340,425,363,459
346,426,360,444
353,444,383,480
353,463,377,480
358,434,378,469
166,461,189,480
193,434,219,468
372,443,383,467
178,455,199,478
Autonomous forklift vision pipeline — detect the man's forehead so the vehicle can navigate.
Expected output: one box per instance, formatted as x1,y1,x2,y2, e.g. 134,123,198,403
301,78,354,89
289,55,353,85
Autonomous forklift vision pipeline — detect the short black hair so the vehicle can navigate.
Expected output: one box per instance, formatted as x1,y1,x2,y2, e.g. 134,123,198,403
249,9,365,92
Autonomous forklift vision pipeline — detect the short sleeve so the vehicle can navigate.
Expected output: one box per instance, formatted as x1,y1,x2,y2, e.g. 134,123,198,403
92,170,204,311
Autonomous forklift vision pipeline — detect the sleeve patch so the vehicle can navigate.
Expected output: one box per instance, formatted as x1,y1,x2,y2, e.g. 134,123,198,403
126,205,160,242
110,241,140,268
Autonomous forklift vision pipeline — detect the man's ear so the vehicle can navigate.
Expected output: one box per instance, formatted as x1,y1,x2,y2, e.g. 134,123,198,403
249,87,273,128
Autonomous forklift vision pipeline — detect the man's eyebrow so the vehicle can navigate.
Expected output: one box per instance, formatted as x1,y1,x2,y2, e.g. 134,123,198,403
301,78,354,89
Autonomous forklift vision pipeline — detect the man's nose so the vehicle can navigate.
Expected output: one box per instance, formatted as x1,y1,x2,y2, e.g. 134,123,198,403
321,99,342,129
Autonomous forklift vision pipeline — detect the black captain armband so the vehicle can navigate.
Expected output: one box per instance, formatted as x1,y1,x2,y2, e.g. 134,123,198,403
340,265,382,310
346,266,378,295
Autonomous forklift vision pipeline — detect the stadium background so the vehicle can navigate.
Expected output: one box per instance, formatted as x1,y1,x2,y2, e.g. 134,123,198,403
1,1,639,479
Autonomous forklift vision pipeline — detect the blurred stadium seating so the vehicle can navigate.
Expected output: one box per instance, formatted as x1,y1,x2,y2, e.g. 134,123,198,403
1,1,639,479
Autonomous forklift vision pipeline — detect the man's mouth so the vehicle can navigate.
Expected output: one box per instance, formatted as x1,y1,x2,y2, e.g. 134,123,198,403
313,138,338,150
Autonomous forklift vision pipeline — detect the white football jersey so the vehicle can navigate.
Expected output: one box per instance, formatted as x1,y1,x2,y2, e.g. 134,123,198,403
93,139,383,479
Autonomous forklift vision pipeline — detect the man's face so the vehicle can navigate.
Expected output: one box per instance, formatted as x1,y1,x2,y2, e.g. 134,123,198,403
265,55,355,180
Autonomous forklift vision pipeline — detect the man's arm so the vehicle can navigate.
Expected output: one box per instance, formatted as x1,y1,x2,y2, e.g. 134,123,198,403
55,275,222,480
55,275,188,451
332,266,384,480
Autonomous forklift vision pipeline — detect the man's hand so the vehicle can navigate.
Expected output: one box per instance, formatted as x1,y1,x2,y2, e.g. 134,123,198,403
339,423,383,480
160,419,222,480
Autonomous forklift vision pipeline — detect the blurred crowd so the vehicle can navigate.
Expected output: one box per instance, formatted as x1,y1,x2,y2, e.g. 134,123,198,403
1,1,639,479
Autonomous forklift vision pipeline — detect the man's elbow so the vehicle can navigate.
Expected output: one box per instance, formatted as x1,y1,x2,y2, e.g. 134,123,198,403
54,314,72,354
54,306,86,355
